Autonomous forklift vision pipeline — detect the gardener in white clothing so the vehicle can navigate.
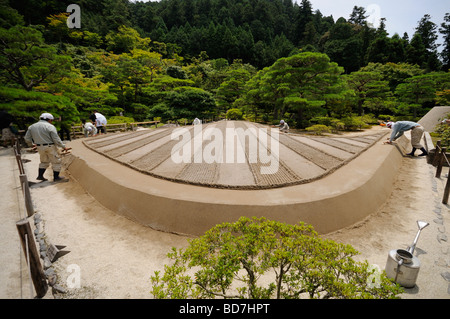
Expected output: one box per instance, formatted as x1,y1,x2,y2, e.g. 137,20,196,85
82,119,97,137
93,110,107,135
24,113,70,181
275,120,289,133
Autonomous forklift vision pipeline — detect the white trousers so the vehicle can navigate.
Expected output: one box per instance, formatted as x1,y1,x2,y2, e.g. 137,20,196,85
37,145,62,172
410,126,424,149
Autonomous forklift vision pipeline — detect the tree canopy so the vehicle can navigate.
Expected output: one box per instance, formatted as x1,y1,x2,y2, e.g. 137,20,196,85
0,0,448,130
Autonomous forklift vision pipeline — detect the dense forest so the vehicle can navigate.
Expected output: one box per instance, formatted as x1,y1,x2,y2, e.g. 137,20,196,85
1,0,449,131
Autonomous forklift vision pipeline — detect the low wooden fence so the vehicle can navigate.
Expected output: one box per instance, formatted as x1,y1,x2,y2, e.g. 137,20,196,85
71,121,160,139
70,125,84,139
433,140,450,204
12,140,48,298
130,121,159,130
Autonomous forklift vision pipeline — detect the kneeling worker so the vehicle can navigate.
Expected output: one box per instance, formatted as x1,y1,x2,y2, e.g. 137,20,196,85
276,120,289,133
24,113,70,182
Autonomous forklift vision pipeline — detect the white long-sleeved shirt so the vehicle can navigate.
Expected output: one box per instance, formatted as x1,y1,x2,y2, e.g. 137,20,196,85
24,120,65,148
94,112,107,127
389,121,420,142
277,122,289,131
83,122,97,136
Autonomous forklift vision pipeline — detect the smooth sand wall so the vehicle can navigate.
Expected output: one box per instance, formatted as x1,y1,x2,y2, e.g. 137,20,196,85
66,133,408,236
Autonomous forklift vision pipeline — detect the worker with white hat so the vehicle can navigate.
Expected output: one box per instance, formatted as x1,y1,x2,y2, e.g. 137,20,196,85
384,120,428,156
276,119,289,133
24,112,70,182
82,119,97,137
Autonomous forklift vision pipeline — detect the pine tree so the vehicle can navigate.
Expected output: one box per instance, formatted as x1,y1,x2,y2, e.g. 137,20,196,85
414,14,442,71
406,33,428,68
395,74,436,119
439,13,450,71
293,0,313,46
348,6,367,26
239,52,346,127
323,21,363,73
0,26,72,91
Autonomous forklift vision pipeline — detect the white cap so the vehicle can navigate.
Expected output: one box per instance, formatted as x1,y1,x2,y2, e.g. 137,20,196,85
280,120,285,124
40,113,54,120
386,121,394,128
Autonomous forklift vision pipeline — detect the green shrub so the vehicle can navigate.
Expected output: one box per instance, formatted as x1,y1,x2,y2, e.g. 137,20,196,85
107,115,135,124
311,116,334,126
226,108,243,120
151,217,403,299
310,116,345,133
177,118,189,125
434,123,450,147
378,115,396,123
330,118,345,132
305,124,331,135
360,114,379,125
341,116,370,131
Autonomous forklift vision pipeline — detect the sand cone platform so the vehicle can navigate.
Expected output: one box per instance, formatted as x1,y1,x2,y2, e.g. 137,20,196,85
82,120,386,189
65,121,408,236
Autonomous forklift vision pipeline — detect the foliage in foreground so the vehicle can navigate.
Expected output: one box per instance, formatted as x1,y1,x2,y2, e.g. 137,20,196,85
151,217,403,299
434,115,450,147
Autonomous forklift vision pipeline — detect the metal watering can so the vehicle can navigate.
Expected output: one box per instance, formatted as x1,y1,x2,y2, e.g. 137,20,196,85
385,221,429,288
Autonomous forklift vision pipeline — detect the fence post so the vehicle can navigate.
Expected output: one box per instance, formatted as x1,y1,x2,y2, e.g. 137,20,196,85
13,145,25,175
19,174,34,218
14,138,21,154
436,147,446,178
433,140,442,166
443,174,450,204
16,219,48,298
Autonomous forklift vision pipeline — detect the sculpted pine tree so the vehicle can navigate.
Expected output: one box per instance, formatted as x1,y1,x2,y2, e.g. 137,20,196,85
395,74,436,118
0,26,71,91
151,217,403,299
238,52,349,128
344,71,393,116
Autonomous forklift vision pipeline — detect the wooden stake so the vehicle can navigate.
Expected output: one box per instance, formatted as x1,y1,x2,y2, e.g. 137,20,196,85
436,147,446,178
433,140,442,166
19,174,34,218
14,154,25,175
443,174,450,205
16,219,48,298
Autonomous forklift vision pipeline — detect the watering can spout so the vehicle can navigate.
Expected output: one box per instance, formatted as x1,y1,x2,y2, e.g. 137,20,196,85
408,220,429,254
